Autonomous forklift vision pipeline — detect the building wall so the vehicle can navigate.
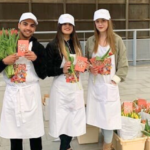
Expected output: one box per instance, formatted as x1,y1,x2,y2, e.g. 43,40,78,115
0,0,150,41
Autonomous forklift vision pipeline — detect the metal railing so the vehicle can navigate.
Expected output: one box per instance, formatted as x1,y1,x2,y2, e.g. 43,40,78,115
35,29,150,66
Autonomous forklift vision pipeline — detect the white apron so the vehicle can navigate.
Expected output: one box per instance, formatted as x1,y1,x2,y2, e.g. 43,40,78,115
49,55,86,138
0,42,44,139
86,45,121,130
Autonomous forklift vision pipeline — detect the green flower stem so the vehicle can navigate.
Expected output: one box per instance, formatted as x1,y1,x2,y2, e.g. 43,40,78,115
69,64,81,89
5,65,14,78
66,46,81,89
72,70,81,89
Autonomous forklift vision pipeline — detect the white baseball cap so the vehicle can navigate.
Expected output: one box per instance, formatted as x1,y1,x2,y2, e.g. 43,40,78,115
58,14,75,26
19,12,38,25
93,9,111,21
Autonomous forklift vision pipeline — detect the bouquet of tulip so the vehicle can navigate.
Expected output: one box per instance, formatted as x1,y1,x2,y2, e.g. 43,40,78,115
121,111,141,119
0,28,19,78
118,102,143,140
144,108,150,114
121,102,141,119
133,99,147,110
96,48,113,61
66,47,81,89
90,48,113,83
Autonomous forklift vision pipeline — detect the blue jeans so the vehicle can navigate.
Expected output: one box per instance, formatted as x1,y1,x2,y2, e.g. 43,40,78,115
101,129,113,143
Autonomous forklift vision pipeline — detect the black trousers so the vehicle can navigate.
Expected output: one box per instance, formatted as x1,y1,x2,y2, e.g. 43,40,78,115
10,137,42,150
59,134,72,150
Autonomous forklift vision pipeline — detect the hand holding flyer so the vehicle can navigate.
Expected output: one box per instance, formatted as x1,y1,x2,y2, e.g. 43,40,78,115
89,57,104,70
18,40,29,56
75,56,87,72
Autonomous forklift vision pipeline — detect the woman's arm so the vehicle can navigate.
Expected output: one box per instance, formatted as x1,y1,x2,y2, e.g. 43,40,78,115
85,39,90,59
46,43,63,77
113,37,128,83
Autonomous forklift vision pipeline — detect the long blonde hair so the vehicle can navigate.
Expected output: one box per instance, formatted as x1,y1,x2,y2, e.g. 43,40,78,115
55,24,82,60
93,20,116,54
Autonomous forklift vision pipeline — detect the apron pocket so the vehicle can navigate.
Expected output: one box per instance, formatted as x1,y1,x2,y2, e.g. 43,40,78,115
22,86,37,112
74,90,84,110
4,87,16,110
92,83,119,102
59,90,84,110
106,83,120,102
59,91,75,110
92,84,106,102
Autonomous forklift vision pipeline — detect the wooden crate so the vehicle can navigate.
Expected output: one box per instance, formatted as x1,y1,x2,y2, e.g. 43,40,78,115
112,132,147,150
145,137,150,150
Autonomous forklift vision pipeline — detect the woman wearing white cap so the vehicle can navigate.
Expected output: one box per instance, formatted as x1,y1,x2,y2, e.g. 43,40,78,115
85,9,128,150
46,14,86,150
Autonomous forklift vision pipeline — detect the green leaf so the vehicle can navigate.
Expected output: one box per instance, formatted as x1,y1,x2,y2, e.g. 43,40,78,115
70,56,74,63
96,48,110,61
142,130,150,136
5,65,14,78
96,56,103,61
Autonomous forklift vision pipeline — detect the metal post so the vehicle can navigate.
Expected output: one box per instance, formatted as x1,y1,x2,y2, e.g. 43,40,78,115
83,32,85,56
133,30,137,66
96,0,98,10
63,0,66,13
149,0,150,37
28,0,32,12
125,0,129,39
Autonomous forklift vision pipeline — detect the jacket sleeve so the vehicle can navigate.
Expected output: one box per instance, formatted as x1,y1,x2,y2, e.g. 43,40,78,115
114,37,128,83
32,43,47,79
46,43,63,77
0,60,7,73
85,39,90,59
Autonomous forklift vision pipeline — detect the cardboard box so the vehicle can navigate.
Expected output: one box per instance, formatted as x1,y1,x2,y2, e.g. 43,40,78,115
77,124,99,144
112,132,147,150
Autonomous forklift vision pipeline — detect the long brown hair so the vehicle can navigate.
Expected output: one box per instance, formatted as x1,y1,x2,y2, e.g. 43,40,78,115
55,24,82,60
93,20,116,54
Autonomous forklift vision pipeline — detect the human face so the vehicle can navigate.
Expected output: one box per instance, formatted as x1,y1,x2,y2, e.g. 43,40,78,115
95,19,108,33
61,23,73,36
18,19,36,40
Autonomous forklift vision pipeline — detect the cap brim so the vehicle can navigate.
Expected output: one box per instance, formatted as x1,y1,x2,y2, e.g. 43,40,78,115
19,18,38,25
94,17,110,21
59,21,75,26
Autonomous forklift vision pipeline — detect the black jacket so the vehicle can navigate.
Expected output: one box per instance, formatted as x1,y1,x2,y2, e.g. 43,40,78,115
46,38,75,77
0,36,47,79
